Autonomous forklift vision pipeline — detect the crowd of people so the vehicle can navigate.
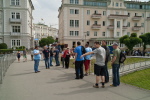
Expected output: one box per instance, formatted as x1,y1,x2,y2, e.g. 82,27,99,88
16,41,122,88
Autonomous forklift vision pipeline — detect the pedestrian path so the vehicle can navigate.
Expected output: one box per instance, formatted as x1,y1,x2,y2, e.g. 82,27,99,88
0,58,150,100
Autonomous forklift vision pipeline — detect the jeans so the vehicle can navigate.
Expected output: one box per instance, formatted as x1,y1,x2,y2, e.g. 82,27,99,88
112,64,120,86
34,59,40,72
105,62,109,83
75,61,84,78
44,58,49,68
50,56,53,66
55,56,60,65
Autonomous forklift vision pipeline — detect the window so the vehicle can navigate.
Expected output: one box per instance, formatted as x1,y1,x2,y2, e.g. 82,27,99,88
141,33,143,35
94,21,97,25
127,22,130,27
87,10,90,15
70,20,74,27
11,12,20,19
94,10,98,14
70,9,74,14
94,32,97,36
142,13,144,18
12,40,21,47
128,13,130,17
75,0,79,4
127,32,130,36
103,11,106,16
75,20,79,27
103,21,105,26
75,31,79,36
141,23,144,27
117,21,120,28
116,12,119,15
134,23,137,26
70,31,74,36
87,31,90,36
75,9,79,14
116,3,118,7
112,2,114,6
87,20,90,25
11,0,20,6
70,0,74,4
102,32,105,36
120,3,122,7
12,26,20,33
135,13,138,16
117,32,120,36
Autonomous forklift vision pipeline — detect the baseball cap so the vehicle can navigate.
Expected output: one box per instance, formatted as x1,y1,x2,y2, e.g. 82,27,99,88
112,42,118,46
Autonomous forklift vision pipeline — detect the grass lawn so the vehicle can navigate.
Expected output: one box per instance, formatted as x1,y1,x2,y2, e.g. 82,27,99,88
69,58,150,73
120,68,150,90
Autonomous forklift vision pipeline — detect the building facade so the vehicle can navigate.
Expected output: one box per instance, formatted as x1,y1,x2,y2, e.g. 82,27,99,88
58,0,150,49
33,23,58,46
0,0,34,49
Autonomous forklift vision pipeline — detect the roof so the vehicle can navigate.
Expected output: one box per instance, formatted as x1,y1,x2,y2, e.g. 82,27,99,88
29,0,34,10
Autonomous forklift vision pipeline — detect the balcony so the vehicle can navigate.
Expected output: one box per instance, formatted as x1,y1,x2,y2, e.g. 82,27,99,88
132,26,141,31
147,17,150,20
10,32,21,36
9,18,21,23
108,14,129,19
91,24,101,30
91,13,101,19
123,26,128,30
107,25,114,30
132,16,142,21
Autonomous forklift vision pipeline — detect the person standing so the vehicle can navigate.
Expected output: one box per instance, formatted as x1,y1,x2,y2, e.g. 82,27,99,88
81,42,106,88
49,48,54,66
31,49,34,61
102,41,111,83
84,44,92,76
33,46,41,73
23,48,27,62
61,48,66,68
17,51,21,63
63,47,71,69
74,42,84,79
110,43,121,87
43,46,50,69
54,48,60,66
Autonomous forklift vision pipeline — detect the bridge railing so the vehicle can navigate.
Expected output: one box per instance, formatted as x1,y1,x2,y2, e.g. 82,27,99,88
0,53,16,84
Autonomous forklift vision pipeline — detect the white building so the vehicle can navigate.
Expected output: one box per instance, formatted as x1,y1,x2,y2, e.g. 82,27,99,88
0,0,34,49
58,0,150,49
33,23,58,46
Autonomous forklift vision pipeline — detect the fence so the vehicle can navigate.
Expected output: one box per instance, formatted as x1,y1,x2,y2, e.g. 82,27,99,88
108,56,150,78
0,53,16,84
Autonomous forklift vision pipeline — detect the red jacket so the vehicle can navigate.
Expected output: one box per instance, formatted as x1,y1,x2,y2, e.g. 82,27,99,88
63,50,70,58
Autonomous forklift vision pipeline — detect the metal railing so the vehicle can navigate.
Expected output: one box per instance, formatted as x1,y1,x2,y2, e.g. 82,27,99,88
0,53,16,84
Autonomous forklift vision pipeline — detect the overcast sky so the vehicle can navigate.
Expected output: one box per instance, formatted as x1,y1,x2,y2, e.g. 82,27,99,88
32,0,148,29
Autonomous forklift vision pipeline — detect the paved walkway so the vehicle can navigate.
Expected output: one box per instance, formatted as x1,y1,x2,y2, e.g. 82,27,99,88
0,57,150,100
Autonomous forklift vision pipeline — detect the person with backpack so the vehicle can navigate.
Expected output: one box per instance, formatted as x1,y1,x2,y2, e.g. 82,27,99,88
74,41,84,79
111,42,121,87
102,41,111,83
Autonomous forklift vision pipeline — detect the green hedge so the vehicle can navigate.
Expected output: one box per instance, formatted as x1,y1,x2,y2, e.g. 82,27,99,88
0,49,24,54
0,43,7,49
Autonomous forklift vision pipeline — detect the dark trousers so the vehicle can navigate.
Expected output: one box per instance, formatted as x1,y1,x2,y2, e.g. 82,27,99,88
65,57,70,68
44,58,49,68
112,64,120,86
105,62,109,83
55,56,60,66
61,57,65,68
75,61,84,78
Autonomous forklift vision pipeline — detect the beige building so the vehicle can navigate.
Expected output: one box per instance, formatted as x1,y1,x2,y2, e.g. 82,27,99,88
0,0,34,49
58,0,150,48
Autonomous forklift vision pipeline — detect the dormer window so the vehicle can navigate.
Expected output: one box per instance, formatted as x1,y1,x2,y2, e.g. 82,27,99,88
11,0,20,6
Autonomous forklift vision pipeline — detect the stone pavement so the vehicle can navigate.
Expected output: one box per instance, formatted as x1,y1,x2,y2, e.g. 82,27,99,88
0,57,150,100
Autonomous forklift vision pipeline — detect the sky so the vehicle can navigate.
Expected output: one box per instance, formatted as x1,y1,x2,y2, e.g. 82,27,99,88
32,0,149,29
32,0,61,29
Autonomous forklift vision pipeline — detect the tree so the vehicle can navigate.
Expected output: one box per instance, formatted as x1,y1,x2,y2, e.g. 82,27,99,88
139,33,150,51
0,43,8,49
39,36,55,47
120,33,142,55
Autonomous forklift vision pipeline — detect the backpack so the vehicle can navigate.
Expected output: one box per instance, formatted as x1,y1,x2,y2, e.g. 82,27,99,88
81,46,86,54
119,51,126,63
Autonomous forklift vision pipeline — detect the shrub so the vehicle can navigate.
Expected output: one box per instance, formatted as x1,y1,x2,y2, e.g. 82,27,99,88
0,43,8,49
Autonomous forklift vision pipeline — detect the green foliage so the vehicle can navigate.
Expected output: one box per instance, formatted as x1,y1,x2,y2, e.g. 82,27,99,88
0,43,8,49
119,33,142,51
39,36,55,47
0,49,13,54
139,33,150,51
